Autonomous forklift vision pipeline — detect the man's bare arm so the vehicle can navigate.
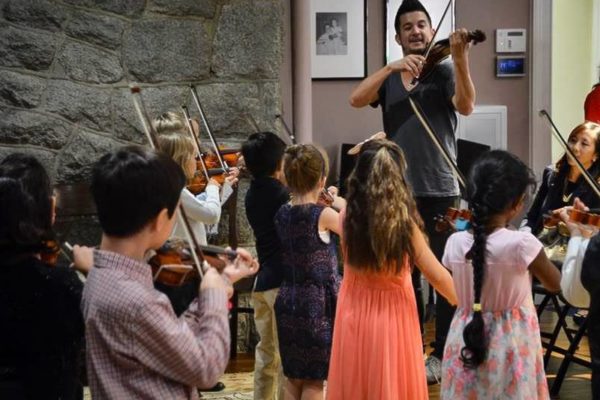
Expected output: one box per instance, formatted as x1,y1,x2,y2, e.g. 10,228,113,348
349,54,425,108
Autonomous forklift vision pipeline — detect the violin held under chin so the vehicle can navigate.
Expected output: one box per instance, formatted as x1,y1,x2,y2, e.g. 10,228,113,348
149,239,238,287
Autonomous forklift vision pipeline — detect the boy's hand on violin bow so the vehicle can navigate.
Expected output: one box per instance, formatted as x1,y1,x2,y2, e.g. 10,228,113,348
71,244,94,275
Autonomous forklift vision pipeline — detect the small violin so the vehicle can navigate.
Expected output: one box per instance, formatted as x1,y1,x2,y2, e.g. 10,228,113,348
318,189,334,207
415,30,486,84
40,239,62,266
566,208,600,229
434,207,472,233
187,164,227,195
203,147,242,169
149,239,238,287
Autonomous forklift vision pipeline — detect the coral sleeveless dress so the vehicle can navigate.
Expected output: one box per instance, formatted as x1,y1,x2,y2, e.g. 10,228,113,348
327,262,428,399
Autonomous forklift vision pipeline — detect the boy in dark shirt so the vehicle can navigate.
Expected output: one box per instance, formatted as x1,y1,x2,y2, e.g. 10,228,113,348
242,132,289,400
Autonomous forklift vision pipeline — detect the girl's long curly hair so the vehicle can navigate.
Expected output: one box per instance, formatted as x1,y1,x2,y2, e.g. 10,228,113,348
344,139,422,274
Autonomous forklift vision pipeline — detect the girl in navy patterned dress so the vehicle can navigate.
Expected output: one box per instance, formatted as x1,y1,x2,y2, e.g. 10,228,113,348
274,144,342,400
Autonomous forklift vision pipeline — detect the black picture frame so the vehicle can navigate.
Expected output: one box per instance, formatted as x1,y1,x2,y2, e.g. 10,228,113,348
311,0,367,81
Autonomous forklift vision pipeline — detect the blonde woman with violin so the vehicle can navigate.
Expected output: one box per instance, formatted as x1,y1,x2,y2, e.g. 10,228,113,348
522,121,600,235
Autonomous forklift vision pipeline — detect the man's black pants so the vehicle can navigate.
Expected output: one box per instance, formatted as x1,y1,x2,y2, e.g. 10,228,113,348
414,196,458,360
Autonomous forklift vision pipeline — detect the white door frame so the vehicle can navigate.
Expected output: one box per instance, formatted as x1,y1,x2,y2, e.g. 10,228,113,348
529,0,552,177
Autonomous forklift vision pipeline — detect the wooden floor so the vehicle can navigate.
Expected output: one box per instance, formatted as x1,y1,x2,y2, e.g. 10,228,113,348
223,310,593,399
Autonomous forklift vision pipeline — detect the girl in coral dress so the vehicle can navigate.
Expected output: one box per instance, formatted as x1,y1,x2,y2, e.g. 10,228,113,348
327,138,457,400
441,150,561,399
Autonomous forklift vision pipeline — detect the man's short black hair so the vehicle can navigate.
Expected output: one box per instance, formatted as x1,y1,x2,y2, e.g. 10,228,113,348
394,0,432,34
242,132,287,178
91,146,185,237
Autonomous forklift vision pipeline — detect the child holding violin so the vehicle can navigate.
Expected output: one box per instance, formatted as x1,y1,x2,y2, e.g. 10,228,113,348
242,131,289,400
440,150,561,399
0,153,85,400
326,139,457,400
273,144,342,400
82,146,258,399
154,112,239,393
153,111,240,241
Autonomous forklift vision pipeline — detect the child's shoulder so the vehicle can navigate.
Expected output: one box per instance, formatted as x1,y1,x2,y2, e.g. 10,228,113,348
247,178,288,201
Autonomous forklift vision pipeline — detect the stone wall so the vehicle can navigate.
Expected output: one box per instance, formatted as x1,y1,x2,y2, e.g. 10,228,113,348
0,0,283,352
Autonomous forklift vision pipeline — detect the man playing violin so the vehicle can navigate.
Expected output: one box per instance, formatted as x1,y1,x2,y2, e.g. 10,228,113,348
349,0,476,385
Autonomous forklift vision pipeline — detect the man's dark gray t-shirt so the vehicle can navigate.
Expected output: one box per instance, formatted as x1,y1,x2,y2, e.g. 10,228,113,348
372,60,459,197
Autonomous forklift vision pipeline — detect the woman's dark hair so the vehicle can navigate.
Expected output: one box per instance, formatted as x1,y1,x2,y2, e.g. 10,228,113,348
554,121,600,178
91,146,186,237
461,150,536,369
344,139,423,274
241,132,287,178
0,153,54,253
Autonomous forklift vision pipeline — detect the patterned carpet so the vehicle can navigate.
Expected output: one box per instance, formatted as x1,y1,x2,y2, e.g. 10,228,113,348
200,372,253,399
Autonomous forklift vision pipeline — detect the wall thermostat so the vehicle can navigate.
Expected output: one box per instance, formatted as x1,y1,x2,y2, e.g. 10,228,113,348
496,56,525,77
496,29,526,53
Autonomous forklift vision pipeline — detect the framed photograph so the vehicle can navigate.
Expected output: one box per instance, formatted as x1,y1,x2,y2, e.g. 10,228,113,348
311,0,366,80
385,0,455,64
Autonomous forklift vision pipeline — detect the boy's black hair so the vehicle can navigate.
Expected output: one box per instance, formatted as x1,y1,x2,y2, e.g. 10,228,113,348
91,146,186,237
0,153,54,255
394,0,432,34
241,132,287,178
460,150,536,369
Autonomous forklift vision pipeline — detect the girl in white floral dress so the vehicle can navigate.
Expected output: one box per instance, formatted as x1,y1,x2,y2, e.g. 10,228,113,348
441,150,561,399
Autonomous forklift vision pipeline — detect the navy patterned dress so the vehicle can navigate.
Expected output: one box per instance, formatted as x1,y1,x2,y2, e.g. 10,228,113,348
274,203,341,380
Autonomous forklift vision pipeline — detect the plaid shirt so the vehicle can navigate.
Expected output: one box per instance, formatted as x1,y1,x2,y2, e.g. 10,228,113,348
82,250,230,399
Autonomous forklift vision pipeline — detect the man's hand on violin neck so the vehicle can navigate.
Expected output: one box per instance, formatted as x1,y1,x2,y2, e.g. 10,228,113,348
389,54,425,78
450,28,470,60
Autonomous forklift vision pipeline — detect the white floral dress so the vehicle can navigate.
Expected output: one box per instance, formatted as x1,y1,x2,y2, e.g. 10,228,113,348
440,229,550,399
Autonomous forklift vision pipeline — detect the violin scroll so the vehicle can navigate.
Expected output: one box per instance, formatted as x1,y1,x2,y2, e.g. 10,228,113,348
417,29,486,84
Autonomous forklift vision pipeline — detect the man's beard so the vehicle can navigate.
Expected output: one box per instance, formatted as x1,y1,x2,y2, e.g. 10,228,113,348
402,41,429,56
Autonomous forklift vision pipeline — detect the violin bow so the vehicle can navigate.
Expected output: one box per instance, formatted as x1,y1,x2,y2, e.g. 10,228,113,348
408,96,467,192
276,114,297,145
130,86,205,278
539,110,600,199
411,0,453,85
423,0,453,60
181,105,211,182
189,85,230,173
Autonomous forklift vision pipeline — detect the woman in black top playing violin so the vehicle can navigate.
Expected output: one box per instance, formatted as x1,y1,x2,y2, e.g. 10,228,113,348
523,121,600,235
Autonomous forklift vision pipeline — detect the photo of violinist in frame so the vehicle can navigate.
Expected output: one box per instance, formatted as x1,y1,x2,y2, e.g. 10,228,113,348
349,0,476,386
315,12,348,56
